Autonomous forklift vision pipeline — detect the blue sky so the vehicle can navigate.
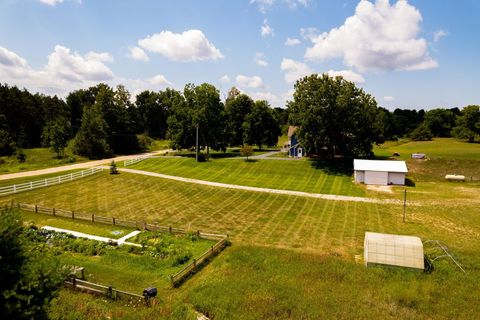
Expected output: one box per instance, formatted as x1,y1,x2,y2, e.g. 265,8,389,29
0,0,479,110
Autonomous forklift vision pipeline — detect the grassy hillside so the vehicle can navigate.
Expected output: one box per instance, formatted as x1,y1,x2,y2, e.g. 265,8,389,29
0,148,89,175
374,138,480,181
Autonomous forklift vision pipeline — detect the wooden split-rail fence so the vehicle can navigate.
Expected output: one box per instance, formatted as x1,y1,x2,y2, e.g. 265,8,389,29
65,278,145,303
18,202,229,288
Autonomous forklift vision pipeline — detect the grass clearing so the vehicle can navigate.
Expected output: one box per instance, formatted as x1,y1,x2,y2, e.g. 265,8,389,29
374,138,480,181
130,157,363,196
0,147,89,175
21,211,134,239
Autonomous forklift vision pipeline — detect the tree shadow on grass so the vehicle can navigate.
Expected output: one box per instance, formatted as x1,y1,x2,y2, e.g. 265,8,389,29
308,158,353,175
405,178,416,187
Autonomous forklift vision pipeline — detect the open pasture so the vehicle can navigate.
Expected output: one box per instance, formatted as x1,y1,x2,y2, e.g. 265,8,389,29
374,138,480,181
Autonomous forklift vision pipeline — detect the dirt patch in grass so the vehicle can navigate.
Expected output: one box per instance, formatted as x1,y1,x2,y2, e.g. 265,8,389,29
366,185,394,194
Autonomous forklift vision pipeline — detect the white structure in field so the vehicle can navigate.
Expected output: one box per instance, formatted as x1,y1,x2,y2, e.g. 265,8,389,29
364,232,424,270
353,159,408,185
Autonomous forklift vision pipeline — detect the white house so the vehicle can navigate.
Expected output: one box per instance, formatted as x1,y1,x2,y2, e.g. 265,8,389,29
354,159,408,186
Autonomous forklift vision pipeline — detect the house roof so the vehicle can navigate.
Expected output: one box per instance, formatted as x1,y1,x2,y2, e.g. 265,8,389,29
354,159,408,173
287,126,298,138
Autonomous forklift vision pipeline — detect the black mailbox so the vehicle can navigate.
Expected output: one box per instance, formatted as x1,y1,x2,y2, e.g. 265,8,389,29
143,287,157,298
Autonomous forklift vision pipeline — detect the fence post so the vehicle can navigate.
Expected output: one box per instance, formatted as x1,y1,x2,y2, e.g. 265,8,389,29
113,217,116,225
52,208,55,217
92,214,94,222
169,226,172,233
193,259,196,267
72,277,76,288
211,246,214,253
35,205,38,213
58,176,60,184
70,173,73,181
13,184,16,193
45,179,47,186
30,181,33,189
170,275,174,287
72,211,75,219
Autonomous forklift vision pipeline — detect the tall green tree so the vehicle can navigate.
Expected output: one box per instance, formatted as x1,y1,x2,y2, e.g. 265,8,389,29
243,100,280,150
72,101,110,159
423,108,456,137
41,118,71,158
0,206,65,319
288,74,382,158
452,105,480,142
168,83,227,153
225,89,254,146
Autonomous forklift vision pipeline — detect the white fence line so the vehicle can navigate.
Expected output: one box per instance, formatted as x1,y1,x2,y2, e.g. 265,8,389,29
123,155,151,167
0,167,104,197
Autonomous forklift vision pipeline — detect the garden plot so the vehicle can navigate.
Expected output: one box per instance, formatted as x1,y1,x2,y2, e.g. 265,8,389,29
26,224,217,293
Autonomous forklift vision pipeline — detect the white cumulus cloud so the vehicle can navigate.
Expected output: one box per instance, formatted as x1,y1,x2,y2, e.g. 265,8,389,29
148,74,171,87
325,69,365,84
304,0,438,72
0,45,161,96
285,38,301,46
138,29,224,62
433,29,448,42
251,91,281,107
254,52,268,67
38,0,64,6
220,75,230,83
280,58,313,83
383,95,395,101
128,46,149,62
261,19,274,37
236,75,264,89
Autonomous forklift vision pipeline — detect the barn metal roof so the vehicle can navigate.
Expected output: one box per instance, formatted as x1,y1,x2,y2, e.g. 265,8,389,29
353,159,408,173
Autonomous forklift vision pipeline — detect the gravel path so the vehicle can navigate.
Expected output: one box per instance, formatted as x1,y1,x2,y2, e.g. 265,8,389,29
0,150,168,181
42,226,142,246
115,167,401,204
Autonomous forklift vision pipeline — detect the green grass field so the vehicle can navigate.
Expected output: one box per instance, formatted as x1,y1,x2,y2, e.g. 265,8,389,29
0,147,89,175
0,137,478,319
130,157,364,196
374,138,480,181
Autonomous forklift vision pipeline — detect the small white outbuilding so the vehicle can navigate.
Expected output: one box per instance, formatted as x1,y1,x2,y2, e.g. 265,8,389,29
364,232,424,270
354,159,408,186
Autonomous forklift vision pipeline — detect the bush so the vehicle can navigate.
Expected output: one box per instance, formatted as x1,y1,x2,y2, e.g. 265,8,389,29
137,133,154,152
172,249,193,266
410,123,433,141
16,149,26,163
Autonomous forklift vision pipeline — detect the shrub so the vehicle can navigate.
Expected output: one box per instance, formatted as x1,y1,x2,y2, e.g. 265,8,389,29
16,149,26,163
137,133,154,152
410,123,433,141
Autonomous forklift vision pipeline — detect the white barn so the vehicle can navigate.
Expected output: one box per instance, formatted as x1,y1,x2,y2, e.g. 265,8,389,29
364,232,424,270
354,159,408,186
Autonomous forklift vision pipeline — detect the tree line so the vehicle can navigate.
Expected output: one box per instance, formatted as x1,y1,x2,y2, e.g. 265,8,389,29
0,83,284,159
1,78,478,160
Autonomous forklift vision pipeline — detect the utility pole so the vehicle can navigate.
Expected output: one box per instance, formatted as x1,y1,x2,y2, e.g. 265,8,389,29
195,124,199,162
403,189,407,223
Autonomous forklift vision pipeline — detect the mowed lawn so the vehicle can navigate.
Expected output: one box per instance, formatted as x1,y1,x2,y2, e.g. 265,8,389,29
130,157,364,196
374,138,480,181
1,171,479,319
3,172,478,255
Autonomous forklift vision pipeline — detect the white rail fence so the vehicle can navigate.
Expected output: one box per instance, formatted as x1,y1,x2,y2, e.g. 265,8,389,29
0,167,104,197
123,155,151,167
